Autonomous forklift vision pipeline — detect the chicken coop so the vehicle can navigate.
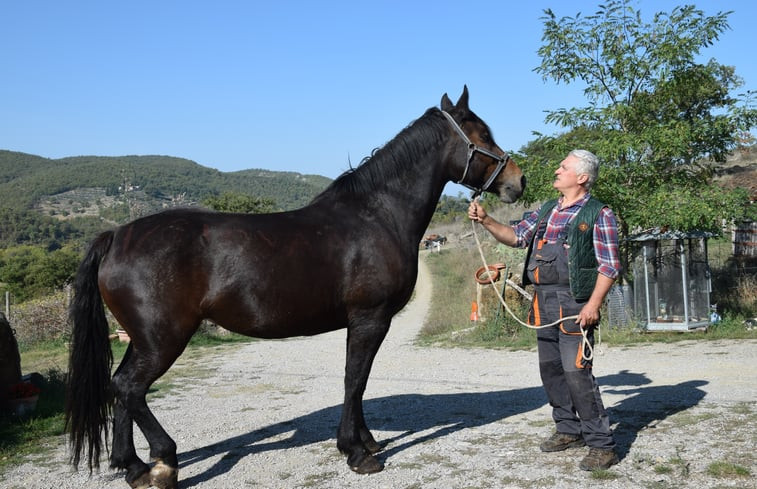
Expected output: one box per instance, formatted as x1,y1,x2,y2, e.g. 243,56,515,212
628,229,714,332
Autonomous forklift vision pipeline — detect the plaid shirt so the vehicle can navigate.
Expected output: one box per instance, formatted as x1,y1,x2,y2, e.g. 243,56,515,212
513,193,621,279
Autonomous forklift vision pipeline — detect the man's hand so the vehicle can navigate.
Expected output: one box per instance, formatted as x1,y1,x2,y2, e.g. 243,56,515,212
577,274,616,328
468,200,487,223
576,303,601,328
468,200,518,246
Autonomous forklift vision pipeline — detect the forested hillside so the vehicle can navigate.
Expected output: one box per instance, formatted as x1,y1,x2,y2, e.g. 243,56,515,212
0,150,331,247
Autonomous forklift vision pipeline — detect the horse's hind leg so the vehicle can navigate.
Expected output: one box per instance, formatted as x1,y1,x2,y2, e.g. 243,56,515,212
338,318,390,474
110,345,151,488
111,331,192,489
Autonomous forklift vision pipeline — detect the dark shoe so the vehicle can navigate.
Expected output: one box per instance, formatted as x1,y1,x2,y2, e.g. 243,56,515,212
539,432,586,452
579,447,619,471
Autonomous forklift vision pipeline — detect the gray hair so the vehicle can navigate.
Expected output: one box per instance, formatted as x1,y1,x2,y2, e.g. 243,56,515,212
569,149,599,190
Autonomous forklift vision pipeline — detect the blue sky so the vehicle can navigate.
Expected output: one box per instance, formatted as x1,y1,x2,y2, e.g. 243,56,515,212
2,1,755,196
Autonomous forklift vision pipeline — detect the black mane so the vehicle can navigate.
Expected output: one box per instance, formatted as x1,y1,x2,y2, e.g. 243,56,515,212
312,107,448,202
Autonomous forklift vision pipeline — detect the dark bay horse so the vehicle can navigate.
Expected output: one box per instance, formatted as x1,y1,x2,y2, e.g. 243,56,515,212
65,87,524,488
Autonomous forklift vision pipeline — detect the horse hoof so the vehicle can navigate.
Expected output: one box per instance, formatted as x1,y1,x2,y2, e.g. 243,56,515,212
350,454,384,474
127,471,151,489
150,459,179,489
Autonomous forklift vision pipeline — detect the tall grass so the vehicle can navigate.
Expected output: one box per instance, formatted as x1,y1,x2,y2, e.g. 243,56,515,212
709,237,757,317
421,243,536,348
420,241,757,348
711,270,757,318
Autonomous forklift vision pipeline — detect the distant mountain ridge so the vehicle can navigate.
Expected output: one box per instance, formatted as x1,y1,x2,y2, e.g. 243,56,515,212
0,149,332,247
0,150,331,209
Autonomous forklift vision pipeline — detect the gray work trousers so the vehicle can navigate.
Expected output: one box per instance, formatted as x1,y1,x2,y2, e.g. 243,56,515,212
530,285,615,450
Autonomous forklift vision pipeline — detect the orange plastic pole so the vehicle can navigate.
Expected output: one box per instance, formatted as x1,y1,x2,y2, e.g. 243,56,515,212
470,301,479,321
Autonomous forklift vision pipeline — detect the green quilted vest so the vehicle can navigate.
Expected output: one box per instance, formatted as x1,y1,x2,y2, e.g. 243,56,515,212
522,196,607,300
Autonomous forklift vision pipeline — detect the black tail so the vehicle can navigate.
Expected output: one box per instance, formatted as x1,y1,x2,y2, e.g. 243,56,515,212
65,230,115,472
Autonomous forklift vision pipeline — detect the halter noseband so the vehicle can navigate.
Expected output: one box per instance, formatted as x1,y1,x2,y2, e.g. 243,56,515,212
441,110,510,199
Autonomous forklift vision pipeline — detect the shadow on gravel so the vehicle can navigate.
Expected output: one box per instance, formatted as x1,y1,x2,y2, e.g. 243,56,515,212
176,374,709,486
599,370,708,459
177,387,546,487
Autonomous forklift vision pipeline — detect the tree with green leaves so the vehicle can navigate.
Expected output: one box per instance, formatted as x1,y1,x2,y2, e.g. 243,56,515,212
0,244,80,301
202,192,277,214
521,0,756,235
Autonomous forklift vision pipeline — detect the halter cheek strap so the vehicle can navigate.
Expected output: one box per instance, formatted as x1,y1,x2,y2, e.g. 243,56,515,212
441,110,510,199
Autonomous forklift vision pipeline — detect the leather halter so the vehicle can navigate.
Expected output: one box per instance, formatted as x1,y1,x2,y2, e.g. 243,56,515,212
441,110,510,199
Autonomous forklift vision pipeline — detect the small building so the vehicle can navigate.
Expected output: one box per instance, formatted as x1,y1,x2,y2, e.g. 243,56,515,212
733,219,756,258
627,229,715,332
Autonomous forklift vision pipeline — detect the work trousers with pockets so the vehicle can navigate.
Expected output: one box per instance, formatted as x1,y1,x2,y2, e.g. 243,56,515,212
529,285,615,450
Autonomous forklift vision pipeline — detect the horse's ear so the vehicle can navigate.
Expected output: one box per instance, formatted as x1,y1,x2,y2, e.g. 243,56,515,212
455,85,470,110
441,93,454,111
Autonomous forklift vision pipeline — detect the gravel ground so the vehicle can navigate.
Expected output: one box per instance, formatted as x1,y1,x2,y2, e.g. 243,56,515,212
2,259,755,489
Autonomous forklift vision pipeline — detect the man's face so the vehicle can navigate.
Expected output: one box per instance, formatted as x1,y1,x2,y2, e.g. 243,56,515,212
553,154,584,193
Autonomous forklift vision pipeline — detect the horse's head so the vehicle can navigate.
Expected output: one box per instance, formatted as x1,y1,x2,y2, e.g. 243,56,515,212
440,86,525,203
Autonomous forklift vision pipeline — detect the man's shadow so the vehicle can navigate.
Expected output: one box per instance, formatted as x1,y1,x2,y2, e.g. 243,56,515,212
176,373,708,487
177,387,546,487
599,370,708,459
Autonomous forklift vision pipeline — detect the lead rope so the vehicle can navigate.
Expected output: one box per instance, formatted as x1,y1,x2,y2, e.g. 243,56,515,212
470,217,597,362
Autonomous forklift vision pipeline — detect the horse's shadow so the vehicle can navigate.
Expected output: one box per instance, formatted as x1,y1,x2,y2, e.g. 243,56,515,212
177,387,545,487
176,374,708,487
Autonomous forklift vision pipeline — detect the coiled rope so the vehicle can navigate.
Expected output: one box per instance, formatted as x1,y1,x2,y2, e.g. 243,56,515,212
470,217,597,361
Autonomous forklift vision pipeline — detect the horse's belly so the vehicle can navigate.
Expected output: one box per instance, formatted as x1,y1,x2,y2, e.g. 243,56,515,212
212,307,346,339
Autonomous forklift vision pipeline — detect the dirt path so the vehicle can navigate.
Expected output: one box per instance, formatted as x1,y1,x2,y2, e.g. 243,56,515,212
2,259,755,488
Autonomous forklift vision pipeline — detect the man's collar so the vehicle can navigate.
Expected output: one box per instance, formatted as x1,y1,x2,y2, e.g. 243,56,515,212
557,192,590,210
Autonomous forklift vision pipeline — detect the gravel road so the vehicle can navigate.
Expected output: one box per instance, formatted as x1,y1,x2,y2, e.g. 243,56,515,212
2,258,755,489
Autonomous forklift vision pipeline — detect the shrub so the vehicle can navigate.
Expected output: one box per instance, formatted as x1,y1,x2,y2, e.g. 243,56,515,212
9,291,71,346
711,258,757,318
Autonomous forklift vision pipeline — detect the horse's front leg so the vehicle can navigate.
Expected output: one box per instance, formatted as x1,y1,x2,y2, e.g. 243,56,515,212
338,319,390,474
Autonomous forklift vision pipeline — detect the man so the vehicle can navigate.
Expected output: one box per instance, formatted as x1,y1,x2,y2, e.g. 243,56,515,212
468,149,620,470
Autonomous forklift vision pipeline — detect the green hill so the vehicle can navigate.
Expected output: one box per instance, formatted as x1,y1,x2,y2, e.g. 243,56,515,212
0,150,331,247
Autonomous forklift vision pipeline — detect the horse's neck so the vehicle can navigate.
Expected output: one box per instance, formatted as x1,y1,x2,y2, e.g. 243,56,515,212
314,112,454,246
313,160,448,246
369,159,449,245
